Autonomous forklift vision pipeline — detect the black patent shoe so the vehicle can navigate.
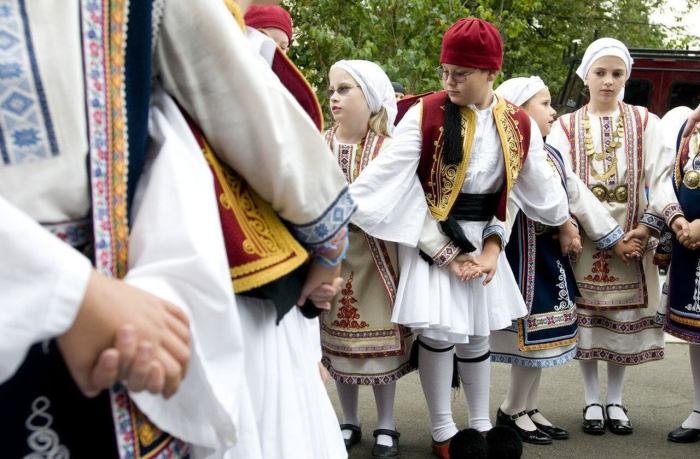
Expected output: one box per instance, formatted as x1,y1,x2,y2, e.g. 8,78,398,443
371,429,400,458
668,426,700,443
496,408,552,445
605,404,633,435
340,423,361,450
582,403,606,435
528,409,569,440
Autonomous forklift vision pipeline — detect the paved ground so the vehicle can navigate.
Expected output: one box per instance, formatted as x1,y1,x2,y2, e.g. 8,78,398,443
327,342,699,458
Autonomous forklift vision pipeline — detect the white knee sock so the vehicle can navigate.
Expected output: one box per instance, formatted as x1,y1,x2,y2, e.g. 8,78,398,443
682,344,700,429
579,360,603,420
500,365,539,431
372,382,397,446
336,381,359,439
418,336,459,442
456,336,492,432
606,362,628,421
526,370,551,426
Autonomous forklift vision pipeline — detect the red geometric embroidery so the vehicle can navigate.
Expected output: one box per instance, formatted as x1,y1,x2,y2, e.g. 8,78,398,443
332,272,369,329
584,250,619,283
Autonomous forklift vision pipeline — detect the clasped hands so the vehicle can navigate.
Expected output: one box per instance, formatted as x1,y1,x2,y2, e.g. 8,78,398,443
671,216,700,250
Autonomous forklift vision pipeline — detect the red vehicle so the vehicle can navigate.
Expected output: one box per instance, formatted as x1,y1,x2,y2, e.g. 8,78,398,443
556,48,700,117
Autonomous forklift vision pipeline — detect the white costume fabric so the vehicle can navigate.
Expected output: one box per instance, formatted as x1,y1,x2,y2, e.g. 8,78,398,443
350,95,569,344
495,76,546,107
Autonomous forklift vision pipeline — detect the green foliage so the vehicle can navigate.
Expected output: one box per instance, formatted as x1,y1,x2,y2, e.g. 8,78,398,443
283,0,686,120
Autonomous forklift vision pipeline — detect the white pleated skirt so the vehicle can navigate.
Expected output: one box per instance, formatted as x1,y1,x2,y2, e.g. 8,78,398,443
392,221,528,344
222,297,347,459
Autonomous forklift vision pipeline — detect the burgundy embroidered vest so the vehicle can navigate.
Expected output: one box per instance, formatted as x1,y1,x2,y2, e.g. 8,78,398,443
416,91,531,222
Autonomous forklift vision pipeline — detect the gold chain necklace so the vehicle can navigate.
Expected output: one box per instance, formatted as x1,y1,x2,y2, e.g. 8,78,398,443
583,110,623,181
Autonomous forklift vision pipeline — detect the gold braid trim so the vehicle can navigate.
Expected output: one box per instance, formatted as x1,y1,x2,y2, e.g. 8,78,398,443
493,95,524,195
424,103,476,221
223,0,246,31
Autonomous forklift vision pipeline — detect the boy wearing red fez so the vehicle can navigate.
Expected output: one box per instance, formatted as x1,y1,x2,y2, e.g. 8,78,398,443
349,18,569,458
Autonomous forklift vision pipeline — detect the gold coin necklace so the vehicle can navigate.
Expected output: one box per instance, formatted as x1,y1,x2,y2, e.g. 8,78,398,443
583,109,623,182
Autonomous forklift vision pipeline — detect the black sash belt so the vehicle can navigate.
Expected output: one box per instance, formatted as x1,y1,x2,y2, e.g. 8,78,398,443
451,192,500,221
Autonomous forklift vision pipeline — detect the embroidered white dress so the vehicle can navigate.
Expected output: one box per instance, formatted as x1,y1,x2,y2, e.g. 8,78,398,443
548,103,675,364
321,132,413,385
351,96,569,344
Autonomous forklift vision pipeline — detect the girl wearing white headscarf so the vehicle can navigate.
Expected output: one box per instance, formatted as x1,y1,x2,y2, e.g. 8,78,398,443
548,38,679,436
491,76,622,444
320,59,409,458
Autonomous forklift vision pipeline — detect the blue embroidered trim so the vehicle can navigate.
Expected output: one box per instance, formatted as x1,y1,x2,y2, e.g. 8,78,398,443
639,212,664,233
291,187,356,249
0,0,59,166
482,224,505,248
594,225,623,250
491,347,577,368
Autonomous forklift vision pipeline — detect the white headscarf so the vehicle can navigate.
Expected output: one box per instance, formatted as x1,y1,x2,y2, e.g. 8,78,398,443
495,76,546,106
330,60,397,134
576,38,633,101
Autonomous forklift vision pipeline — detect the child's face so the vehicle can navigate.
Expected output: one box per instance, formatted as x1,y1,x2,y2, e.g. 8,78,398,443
327,68,371,126
440,64,496,107
585,56,627,105
523,87,556,136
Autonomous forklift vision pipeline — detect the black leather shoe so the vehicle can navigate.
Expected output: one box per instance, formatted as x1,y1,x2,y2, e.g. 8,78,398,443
582,403,606,435
668,426,700,443
340,424,361,450
371,429,400,458
528,409,569,440
496,408,552,445
605,404,633,435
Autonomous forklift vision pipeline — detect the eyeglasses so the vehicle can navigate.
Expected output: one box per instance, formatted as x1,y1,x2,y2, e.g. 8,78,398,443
326,85,360,98
435,66,477,83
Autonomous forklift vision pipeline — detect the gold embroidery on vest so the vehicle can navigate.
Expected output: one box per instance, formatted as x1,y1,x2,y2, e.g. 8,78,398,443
424,105,476,221
202,138,309,292
493,97,525,194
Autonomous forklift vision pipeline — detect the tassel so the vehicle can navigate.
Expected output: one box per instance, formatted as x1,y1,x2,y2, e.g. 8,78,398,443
451,354,460,389
409,338,421,370
443,100,464,165
440,215,476,253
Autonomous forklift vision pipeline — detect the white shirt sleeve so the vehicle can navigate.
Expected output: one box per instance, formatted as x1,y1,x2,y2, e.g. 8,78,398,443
510,123,569,226
349,104,429,246
0,196,92,383
125,87,244,452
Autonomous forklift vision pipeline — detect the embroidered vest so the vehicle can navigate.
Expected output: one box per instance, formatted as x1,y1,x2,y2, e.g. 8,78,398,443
416,91,531,222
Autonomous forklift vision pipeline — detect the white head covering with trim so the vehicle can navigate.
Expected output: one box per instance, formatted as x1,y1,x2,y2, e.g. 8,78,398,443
576,38,633,101
495,76,547,106
330,59,397,134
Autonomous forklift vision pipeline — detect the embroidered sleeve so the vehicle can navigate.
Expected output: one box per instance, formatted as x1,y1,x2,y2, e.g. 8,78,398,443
662,203,684,227
482,224,506,251
639,212,665,234
594,226,624,250
290,187,356,252
432,241,461,267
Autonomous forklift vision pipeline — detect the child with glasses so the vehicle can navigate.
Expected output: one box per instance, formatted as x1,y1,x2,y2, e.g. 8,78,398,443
348,18,569,457
321,59,410,459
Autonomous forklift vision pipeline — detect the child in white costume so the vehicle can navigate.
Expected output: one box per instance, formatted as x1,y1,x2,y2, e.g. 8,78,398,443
349,18,568,457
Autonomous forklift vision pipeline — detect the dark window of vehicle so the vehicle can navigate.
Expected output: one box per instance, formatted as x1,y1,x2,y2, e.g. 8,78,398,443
624,79,652,108
669,82,700,110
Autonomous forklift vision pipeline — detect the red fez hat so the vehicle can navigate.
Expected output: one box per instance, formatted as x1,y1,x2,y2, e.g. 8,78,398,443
440,18,503,70
244,5,293,43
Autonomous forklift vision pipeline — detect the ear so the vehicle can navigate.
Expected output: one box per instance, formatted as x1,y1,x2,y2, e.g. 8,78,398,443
486,70,499,82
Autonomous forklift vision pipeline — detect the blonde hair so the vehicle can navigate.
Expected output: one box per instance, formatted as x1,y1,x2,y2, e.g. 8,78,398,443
368,106,391,138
